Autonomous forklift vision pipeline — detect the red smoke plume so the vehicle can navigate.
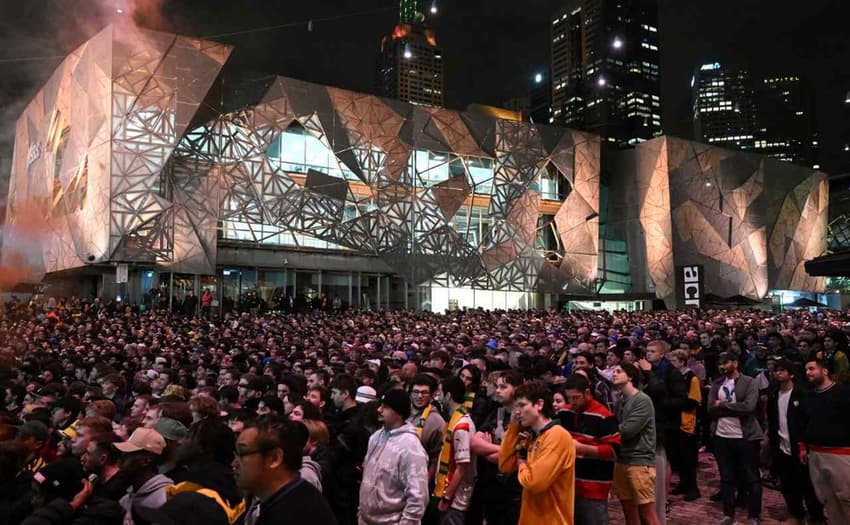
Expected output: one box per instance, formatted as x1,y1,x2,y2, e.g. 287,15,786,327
0,199,50,291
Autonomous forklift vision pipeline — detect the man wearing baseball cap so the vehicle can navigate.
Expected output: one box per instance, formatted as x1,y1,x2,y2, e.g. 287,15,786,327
18,420,49,472
359,389,429,525
708,350,763,525
114,428,174,524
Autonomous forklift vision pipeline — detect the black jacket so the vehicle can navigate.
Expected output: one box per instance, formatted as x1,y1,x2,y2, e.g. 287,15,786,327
310,443,336,502
21,497,123,525
0,471,33,525
655,358,689,432
643,359,687,445
767,384,807,459
169,459,242,507
92,472,131,502
248,478,336,525
328,404,369,465
327,405,369,524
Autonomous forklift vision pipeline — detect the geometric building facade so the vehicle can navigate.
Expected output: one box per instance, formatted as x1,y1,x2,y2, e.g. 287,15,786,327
2,25,231,279
607,136,827,308
2,27,827,311
3,25,600,309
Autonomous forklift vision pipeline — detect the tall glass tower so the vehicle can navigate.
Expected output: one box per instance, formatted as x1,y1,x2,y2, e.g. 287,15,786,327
551,0,662,146
376,1,444,107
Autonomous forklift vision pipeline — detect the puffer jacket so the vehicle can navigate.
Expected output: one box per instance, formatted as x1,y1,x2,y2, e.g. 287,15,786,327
357,424,428,525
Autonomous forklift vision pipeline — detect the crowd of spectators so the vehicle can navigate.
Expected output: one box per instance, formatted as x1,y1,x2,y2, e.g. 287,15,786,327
2,294,850,525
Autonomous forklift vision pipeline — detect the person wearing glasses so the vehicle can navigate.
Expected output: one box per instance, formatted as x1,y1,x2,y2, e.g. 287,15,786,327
407,374,447,485
708,350,763,525
236,416,336,525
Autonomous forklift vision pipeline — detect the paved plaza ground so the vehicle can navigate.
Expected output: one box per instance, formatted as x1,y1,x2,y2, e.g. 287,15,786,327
607,450,791,525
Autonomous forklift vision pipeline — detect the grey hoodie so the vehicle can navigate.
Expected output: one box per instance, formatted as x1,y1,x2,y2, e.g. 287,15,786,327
358,423,429,525
119,474,173,525
301,456,323,493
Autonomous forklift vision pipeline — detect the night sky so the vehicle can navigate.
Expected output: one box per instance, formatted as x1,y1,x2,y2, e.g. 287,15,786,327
2,0,850,173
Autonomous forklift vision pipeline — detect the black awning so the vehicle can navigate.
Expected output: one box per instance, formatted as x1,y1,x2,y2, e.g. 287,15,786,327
804,251,850,277
787,297,827,308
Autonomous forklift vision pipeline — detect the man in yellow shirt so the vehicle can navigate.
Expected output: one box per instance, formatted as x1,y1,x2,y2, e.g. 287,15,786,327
498,381,576,525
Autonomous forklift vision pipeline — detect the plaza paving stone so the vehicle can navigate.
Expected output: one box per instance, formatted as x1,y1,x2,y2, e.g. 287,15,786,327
606,450,791,525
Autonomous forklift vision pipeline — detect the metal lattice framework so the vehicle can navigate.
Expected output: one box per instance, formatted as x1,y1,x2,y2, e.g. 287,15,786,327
5,26,602,294
168,78,602,292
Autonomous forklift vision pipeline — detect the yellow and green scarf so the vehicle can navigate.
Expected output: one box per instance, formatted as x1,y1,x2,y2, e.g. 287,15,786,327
415,403,433,438
463,390,476,412
433,405,470,498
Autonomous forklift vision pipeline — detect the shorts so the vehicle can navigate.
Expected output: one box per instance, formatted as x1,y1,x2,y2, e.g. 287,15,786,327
613,463,657,505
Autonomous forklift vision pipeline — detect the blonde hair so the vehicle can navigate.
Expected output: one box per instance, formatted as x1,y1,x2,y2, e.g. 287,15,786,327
648,340,670,353
669,349,689,364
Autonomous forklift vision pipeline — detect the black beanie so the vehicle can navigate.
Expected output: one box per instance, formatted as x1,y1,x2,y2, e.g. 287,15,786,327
380,389,412,420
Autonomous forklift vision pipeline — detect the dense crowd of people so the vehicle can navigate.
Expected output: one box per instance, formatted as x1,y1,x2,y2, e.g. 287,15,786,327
2,294,850,525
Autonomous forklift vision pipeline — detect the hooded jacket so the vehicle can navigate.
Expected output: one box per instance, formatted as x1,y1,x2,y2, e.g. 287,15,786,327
300,456,323,493
358,423,429,525
119,474,173,525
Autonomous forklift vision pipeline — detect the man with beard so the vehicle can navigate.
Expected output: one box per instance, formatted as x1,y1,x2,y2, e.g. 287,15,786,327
799,358,850,523
766,360,824,525
81,432,131,501
708,351,763,525
559,373,621,525
25,459,123,525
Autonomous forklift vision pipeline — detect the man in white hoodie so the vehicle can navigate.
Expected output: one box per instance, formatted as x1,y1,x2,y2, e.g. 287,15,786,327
358,389,429,525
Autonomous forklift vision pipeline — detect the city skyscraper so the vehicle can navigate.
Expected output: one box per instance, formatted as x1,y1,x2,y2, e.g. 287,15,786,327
692,63,758,151
551,0,662,146
754,75,819,167
376,0,443,107
693,63,819,167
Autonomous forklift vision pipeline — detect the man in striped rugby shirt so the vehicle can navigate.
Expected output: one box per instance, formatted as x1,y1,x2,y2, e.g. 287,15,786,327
558,373,622,525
